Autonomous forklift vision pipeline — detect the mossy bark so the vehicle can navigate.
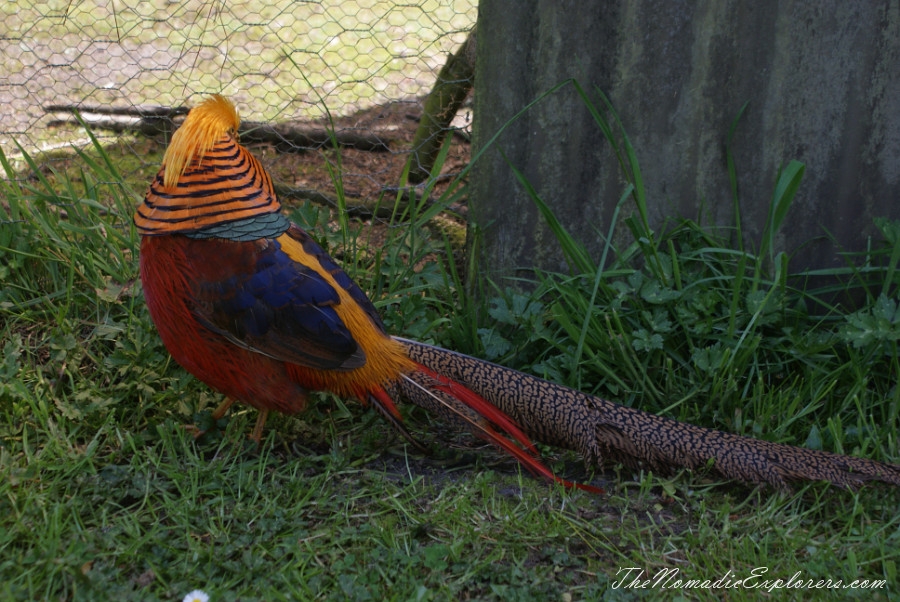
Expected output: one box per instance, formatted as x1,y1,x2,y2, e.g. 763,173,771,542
409,31,476,185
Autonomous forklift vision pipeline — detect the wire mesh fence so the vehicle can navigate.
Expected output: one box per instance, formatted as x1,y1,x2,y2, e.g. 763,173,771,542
1,0,476,202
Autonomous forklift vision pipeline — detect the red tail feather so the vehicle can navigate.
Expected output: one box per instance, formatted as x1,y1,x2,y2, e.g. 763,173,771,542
414,364,538,456
368,387,403,421
406,364,604,494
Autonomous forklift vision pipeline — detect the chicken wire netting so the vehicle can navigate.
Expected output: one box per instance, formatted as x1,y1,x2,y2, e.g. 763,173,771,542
1,0,476,195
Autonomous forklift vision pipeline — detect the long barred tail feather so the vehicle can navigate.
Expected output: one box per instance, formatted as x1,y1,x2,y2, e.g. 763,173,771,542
398,338,900,489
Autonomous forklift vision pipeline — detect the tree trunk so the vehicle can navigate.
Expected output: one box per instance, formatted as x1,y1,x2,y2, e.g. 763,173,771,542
470,0,900,288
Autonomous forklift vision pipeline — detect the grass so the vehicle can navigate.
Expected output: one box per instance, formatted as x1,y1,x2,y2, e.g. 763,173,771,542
1,89,900,601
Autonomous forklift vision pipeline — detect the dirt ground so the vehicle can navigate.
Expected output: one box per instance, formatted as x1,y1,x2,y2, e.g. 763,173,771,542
250,99,472,218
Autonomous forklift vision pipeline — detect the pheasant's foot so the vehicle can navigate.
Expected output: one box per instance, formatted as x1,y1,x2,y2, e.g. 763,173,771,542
184,397,235,440
249,409,270,444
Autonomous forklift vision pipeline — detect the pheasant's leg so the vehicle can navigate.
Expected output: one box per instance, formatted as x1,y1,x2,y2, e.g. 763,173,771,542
249,409,270,444
212,397,236,420
209,397,270,443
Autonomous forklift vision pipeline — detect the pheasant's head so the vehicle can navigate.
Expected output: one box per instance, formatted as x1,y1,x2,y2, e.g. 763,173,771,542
163,94,241,187
135,94,282,236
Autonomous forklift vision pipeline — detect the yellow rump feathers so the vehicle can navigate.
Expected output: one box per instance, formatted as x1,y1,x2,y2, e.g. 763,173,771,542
163,94,241,187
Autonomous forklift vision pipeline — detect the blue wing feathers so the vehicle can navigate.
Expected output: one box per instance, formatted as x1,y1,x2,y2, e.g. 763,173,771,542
188,235,366,370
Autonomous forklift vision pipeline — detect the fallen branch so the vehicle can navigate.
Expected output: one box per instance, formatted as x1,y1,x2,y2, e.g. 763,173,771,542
44,104,392,151
274,183,441,221
241,121,389,152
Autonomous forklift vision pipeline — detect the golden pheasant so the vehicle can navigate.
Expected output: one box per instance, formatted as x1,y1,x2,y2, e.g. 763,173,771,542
135,95,900,490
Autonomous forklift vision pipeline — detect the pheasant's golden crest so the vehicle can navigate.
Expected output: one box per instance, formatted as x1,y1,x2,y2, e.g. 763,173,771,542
134,94,281,235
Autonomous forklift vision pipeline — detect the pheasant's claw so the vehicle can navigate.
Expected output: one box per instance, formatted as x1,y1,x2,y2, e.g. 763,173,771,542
182,423,205,438
185,406,230,443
